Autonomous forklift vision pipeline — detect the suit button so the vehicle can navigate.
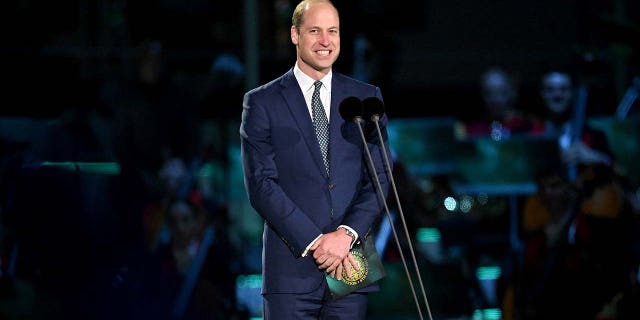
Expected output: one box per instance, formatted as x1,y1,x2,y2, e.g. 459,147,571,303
328,184,335,190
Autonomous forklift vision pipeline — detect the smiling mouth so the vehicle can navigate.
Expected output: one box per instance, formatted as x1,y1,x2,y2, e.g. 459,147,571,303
316,50,331,56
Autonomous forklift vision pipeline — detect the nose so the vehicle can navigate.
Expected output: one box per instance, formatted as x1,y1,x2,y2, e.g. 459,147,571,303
318,31,330,45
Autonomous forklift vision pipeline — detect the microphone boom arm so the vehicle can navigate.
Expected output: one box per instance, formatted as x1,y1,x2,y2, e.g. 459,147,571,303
353,116,427,320
371,114,434,320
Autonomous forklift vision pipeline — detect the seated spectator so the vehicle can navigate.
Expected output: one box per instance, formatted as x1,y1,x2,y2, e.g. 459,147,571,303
516,68,635,319
455,67,538,140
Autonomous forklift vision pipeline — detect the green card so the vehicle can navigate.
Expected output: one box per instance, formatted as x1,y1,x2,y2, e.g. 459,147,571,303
326,234,385,300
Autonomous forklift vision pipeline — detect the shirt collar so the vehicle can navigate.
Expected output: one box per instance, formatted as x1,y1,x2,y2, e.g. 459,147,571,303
293,63,332,93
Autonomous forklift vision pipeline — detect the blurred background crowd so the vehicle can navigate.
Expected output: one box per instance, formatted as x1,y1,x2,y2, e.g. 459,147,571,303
1,0,639,319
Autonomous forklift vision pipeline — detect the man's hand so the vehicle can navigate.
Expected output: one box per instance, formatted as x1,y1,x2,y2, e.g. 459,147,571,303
310,229,355,279
562,141,611,165
334,252,360,280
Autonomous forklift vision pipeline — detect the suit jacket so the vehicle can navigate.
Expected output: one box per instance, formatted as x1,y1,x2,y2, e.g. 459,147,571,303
240,68,391,294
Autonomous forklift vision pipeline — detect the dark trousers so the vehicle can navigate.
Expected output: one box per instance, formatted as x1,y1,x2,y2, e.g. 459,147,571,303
263,280,368,320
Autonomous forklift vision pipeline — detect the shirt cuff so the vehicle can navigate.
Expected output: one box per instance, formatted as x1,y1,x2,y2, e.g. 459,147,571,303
338,225,358,248
302,234,323,257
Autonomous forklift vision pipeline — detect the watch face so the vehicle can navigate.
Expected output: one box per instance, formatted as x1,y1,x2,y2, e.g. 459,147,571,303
343,228,355,238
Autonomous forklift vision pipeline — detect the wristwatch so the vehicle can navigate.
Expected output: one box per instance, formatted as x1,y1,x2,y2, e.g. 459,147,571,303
339,226,357,247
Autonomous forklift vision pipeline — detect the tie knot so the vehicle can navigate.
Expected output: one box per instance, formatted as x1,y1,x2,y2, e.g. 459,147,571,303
314,81,322,91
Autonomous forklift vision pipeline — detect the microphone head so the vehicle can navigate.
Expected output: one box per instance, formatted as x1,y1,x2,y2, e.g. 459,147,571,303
339,96,363,121
362,97,385,121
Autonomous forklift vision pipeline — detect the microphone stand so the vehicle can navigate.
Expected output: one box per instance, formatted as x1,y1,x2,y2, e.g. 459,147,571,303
370,114,434,320
351,116,426,320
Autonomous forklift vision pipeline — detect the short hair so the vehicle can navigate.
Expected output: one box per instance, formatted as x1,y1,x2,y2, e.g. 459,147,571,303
291,0,337,31
541,70,573,88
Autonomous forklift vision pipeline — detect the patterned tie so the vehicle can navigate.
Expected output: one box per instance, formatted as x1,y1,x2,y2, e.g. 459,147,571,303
311,81,330,175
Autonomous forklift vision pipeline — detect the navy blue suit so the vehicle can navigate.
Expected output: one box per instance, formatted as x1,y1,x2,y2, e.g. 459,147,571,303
240,68,391,299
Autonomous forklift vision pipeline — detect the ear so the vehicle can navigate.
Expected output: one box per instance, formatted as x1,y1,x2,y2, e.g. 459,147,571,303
291,25,299,45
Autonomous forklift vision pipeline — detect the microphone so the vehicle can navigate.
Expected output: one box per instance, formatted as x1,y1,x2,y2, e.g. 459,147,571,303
363,96,434,320
362,96,385,122
340,96,430,320
338,96,364,122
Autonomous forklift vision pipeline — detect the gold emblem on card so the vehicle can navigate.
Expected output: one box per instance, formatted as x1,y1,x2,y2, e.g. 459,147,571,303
341,250,368,285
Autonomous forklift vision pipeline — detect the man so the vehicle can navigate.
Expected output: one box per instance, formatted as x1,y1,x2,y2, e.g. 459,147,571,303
240,0,391,319
515,69,632,319
455,67,536,139
538,70,613,167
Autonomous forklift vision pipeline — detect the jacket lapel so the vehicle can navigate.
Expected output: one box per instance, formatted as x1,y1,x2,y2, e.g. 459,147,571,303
280,70,328,177
329,75,350,177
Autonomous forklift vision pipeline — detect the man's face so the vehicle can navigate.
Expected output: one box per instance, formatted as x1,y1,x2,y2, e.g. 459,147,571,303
481,72,515,117
291,2,340,78
542,72,573,114
169,201,201,245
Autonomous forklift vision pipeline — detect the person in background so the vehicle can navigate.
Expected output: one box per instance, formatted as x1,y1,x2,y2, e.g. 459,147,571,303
516,69,636,319
239,1,391,319
537,70,613,165
534,70,625,222
455,66,537,139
